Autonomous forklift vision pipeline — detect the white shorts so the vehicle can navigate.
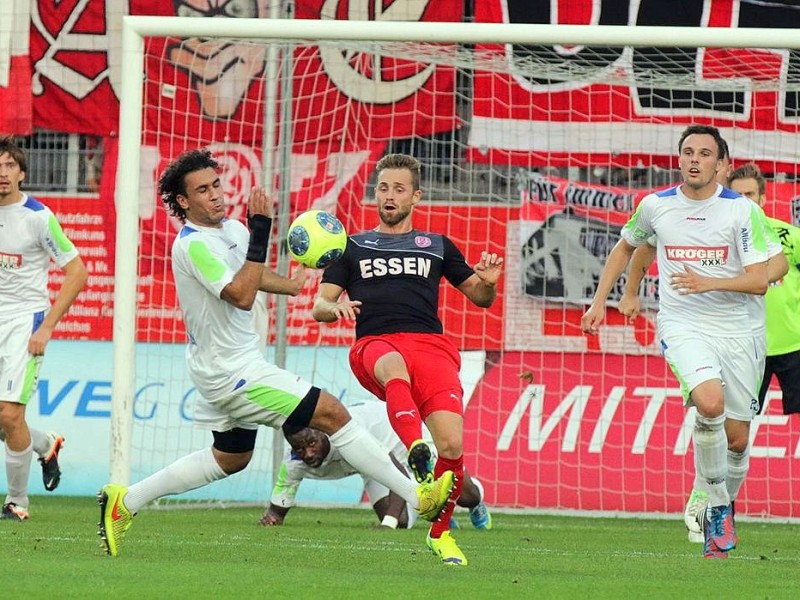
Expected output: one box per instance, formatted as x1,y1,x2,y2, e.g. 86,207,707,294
0,313,44,405
192,359,314,431
660,331,763,421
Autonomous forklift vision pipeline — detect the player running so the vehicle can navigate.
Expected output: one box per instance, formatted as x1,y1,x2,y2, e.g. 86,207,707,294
260,401,493,530
0,136,85,521
582,125,773,559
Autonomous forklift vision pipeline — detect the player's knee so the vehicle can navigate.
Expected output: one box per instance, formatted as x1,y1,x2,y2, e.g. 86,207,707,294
212,428,257,474
727,435,749,454
0,404,25,437
373,352,409,384
215,451,252,475
692,395,725,418
690,381,725,418
306,390,351,434
433,434,462,459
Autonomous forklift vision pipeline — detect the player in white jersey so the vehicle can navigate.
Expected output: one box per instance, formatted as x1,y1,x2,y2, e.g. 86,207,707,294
97,149,454,557
260,401,492,530
581,125,772,559
616,143,788,544
0,136,87,521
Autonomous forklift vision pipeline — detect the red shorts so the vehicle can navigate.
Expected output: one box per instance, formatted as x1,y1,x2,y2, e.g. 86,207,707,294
349,332,463,420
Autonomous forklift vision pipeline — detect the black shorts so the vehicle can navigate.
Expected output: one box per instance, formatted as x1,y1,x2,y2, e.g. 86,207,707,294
757,349,800,415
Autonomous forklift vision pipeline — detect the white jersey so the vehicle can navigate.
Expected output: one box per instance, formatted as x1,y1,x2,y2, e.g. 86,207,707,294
271,402,408,508
171,218,263,401
0,194,79,320
622,184,770,337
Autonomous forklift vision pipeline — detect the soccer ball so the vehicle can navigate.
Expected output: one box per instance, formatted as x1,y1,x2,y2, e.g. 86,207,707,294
286,210,347,268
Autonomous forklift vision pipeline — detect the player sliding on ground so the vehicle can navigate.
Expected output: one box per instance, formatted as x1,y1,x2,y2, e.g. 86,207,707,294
96,149,454,557
313,153,503,566
260,401,493,531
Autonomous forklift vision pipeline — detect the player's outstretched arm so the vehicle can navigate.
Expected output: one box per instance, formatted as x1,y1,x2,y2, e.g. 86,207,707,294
259,264,307,296
581,239,637,335
259,503,289,526
618,243,656,323
312,282,361,322
459,251,504,307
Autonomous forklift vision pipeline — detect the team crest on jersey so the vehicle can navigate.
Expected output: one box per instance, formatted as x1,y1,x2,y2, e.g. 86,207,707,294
664,246,728,266
415,236,432,248
0,252,22,269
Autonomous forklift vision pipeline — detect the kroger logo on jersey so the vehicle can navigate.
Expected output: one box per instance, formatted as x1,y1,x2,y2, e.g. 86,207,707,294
0,252,22,269
664,246,728,267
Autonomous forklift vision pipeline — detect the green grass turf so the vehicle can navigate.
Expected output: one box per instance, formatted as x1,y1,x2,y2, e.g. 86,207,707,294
2,496,799,599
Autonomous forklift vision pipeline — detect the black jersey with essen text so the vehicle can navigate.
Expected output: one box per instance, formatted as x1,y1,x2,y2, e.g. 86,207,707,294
321,230,474,339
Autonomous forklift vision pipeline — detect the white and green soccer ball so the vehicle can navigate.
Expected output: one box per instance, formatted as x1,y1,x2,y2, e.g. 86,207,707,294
286,209,347,269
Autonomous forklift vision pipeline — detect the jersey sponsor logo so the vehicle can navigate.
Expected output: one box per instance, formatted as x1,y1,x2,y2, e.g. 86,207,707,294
363,239,379,246
395,409,416,419
685,216,706,221
0,252,22,269
358,256,432,279
664,246,728,266
740,227,751,253
415,235,432,248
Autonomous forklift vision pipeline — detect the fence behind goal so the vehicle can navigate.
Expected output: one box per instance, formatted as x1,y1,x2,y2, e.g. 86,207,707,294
113,16,800,516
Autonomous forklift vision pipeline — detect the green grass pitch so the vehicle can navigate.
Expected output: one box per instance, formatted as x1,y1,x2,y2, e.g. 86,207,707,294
2,496,800,599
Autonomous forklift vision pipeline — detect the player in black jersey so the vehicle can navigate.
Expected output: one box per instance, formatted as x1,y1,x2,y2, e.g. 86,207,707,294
313,153,503,566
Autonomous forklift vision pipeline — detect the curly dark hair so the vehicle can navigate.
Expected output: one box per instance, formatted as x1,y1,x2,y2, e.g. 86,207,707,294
158,149,219,222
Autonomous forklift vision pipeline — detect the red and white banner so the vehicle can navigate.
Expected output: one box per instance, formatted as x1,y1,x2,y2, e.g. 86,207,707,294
25,0,460,139
45,195,116,339
470,0,800,170
292,0,460,144
465,352,800,516
28,1,170,135
0,0,33,134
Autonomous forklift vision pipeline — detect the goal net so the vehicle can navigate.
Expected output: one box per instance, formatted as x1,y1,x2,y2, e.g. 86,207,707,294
114,16,800,517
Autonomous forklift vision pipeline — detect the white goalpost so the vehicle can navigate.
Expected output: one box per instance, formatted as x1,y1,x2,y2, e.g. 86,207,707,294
113,15,800,516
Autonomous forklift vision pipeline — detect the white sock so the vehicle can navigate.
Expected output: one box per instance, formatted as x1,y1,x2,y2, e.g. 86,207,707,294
726,449,749,501
693,414,729,506
406,503,419,529
4,442,33,508
329,420,419,508
124,448,227,513
472,476,485,505
29,428,50,457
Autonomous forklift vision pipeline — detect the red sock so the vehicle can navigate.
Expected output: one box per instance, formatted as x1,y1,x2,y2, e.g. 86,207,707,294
384,378,422,449
429,454,464,538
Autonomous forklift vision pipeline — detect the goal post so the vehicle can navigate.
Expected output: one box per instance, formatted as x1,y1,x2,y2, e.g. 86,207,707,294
113,15,800,515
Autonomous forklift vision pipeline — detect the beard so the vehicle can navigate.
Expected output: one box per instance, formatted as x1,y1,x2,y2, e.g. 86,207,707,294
378,204,412,227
